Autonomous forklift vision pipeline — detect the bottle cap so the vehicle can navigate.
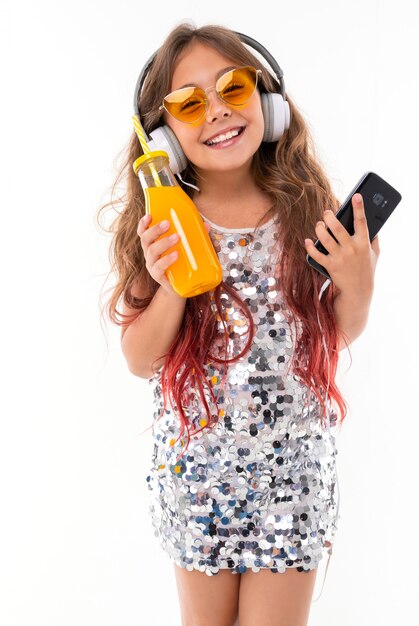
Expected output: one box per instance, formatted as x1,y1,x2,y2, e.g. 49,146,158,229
133,150,169,175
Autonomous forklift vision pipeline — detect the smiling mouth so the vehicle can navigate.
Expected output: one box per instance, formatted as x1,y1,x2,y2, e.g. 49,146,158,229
204,127,245,147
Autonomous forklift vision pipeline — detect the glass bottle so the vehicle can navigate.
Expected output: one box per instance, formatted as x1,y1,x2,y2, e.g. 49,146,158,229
133,150,222,297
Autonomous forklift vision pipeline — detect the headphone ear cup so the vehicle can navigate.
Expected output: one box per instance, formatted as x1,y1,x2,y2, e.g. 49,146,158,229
261,92,291,143
147,125,187,175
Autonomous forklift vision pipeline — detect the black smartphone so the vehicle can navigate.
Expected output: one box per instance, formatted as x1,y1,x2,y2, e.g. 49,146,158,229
306,171,402,279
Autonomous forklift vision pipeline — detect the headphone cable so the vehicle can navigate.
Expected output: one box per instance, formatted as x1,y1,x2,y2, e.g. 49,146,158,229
311,277,341,603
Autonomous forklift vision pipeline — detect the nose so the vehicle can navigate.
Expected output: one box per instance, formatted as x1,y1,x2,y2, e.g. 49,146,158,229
205,88,231,123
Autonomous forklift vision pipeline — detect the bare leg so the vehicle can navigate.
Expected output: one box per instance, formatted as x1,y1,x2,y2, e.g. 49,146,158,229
238,568,317,626
173,563,242,626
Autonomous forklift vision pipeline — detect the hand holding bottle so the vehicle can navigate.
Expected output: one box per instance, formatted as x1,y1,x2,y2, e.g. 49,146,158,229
137,214,211,297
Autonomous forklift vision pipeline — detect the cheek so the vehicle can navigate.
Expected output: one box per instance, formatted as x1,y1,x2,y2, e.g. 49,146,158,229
163,115,185,141
246,97,265,139
165,123,201,161
165,117,192,141
255,111,265,140
248,110,265,146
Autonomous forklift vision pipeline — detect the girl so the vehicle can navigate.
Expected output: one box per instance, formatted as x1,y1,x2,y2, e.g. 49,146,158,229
99,22,379,626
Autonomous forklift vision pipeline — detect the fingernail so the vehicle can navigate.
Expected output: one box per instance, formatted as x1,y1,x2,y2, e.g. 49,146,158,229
161,220,169,228
354,193,362,203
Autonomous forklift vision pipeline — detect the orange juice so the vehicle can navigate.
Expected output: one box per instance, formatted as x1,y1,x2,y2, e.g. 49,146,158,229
133,151,223,298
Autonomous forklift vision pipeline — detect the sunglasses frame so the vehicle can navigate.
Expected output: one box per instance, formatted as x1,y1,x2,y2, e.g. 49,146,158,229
158,65,262,125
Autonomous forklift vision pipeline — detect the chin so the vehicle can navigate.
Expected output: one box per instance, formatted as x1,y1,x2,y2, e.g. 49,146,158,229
202,148,257,168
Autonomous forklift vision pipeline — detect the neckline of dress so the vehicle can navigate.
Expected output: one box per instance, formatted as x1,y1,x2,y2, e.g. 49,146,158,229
198,212,277,234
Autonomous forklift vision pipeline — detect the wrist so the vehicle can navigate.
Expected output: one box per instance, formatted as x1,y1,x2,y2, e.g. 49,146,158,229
159,284,188,303
334,283,374,307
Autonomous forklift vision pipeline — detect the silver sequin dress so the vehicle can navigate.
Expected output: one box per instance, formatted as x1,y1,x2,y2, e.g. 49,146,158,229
145,213,339,576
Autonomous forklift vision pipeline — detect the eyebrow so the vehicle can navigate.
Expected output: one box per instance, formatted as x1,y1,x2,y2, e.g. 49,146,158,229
176,65,237,90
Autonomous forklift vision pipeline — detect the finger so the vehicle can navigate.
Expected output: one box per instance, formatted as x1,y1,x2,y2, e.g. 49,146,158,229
315,219,340,254
140,218,170,246
137,213,151,236
352,193,370,239
157,250,178,274
304,237,331,267
322,209,352,246
150,232,180,262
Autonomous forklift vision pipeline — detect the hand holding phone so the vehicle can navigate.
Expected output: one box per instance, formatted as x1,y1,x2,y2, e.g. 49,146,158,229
305,171,402,279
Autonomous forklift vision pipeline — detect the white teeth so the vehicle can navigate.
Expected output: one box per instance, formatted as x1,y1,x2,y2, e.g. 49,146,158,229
206,128,241,145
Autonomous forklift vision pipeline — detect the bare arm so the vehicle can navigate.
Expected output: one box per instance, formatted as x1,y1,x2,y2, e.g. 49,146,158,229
121,283,187,378
304,193,380,353
121,214,214,376
333,289,373,351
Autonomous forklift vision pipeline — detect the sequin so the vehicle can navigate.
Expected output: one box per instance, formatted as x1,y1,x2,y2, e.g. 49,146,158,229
145,214,340,576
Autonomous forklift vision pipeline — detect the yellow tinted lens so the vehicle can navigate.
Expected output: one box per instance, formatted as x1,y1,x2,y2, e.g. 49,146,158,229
163,86,206,123
217,67,257,105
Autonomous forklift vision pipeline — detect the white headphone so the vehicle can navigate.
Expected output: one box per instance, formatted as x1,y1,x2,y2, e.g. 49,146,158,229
133,32,291,175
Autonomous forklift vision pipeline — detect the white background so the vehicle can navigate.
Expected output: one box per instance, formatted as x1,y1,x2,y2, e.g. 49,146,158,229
1,1,418,624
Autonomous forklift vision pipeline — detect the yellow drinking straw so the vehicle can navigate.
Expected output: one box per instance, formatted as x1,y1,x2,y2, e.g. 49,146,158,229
132,115,161,187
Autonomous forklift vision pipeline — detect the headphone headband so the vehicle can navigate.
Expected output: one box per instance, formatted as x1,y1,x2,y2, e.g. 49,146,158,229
232,32,285,98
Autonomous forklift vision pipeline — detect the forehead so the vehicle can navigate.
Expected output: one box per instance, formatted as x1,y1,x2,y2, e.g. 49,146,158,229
170,42,238,90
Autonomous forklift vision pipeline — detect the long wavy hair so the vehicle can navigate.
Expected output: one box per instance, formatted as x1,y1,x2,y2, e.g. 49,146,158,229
97,23,350,461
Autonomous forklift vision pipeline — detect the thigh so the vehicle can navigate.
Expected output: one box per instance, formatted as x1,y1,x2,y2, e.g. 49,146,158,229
173,563,241,626
238,568,318,626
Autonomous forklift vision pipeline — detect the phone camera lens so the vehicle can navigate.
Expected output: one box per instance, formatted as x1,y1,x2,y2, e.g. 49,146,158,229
373,192,384,206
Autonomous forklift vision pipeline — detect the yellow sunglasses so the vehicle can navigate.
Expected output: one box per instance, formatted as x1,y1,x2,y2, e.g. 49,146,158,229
159,66,262,125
